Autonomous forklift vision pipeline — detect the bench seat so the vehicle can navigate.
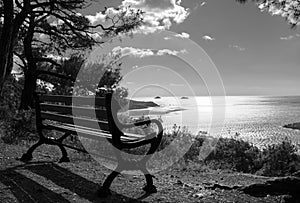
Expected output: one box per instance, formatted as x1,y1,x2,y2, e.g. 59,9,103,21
44,121,152,142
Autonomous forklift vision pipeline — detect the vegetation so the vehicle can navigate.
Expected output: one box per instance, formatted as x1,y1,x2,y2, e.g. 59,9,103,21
257,139,300,176
0,75,35,143
236,0,300,28
204,137,300,176
0,0,143,109
204,137,261,173
79,120,300,177
155,126,300,177
199,138,299,177
2,113,299,177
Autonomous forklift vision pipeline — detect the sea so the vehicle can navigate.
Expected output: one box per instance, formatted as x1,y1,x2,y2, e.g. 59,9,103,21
127,95,300,149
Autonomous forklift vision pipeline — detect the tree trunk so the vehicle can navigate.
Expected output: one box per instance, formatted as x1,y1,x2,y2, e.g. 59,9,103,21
19,16,36,110
0,0,30,96
0,0,14,96
19,70,37,109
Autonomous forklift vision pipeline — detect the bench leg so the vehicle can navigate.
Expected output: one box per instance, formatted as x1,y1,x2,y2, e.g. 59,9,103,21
141,166,157,193
138,138,160,194
20,140,44,162
56,133,71,163
21,137,70,163
57,144,70,163
98,170,120,197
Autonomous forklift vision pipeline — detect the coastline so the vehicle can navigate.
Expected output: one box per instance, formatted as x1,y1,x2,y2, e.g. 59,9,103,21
127,96,300,150
283,122,300,130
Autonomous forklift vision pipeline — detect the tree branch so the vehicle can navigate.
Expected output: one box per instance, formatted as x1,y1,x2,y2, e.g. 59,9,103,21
37,70,74,81
34,57,62,67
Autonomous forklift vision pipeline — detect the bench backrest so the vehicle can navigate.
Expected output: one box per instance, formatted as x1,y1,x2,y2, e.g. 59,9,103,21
36,94,112,132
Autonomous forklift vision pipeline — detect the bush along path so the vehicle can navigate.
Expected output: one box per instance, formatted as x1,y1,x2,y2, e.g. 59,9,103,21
2,141,300,203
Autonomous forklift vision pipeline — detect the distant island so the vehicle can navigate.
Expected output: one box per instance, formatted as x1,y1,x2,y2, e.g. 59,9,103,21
181,96,189,99
128,99,159,110
154,96,161,99
283,122,300,130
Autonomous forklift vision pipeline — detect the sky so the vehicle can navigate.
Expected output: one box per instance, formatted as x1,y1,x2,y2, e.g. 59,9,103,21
81,0,300,97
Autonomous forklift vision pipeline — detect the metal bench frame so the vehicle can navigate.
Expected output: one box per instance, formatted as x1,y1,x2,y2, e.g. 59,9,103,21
20,90,163,195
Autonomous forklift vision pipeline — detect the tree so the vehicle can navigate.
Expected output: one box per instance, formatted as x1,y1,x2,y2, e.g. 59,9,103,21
0,0,28,97
0,0,143,109
37,54,126,97
236,0,300,28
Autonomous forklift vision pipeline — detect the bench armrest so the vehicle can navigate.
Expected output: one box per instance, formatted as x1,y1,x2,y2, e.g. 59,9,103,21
120,119,164,150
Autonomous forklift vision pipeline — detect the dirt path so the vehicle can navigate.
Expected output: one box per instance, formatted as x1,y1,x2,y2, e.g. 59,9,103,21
0,141,285,202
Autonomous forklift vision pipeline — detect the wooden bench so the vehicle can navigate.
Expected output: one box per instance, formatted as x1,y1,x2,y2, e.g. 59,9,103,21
20,90,163,195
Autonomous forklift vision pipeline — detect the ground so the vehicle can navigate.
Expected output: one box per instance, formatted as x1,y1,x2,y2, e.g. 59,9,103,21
0,141,286,203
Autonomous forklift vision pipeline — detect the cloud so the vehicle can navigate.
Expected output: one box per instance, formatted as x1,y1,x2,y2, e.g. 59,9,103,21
121,0,190,32
202,35,215,41
194,1,206,10
125,81,136,85
113,46,155,58
175,32,190,39
280,33,300,40
164,32,190,40
157,49,187,56
280,35,294,40
86,7,129,28
169,83,185,87
200,2,207,7
86,0,190,34
229,44,245,51
112,46,187,58
86,11,106,25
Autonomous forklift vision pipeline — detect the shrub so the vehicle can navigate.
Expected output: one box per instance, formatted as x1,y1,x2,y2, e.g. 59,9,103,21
182,133,205,163
204,138,261,173
116,123,201,168
157,124,180,151
201,137,300,176
257,140,300,176
0,76,38,144
1,109,37,144
0,75,23,116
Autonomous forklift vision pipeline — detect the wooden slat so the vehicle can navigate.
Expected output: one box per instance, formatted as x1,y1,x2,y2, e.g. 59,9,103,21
44,122,142,142
61,122,147,139
60,122,147,139
41,112,110,131
39,95,106,107
40,104,107,120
